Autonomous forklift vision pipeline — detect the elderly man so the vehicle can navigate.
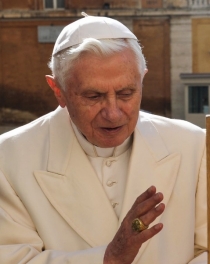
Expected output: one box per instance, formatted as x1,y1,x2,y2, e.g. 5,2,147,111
0,14,207,264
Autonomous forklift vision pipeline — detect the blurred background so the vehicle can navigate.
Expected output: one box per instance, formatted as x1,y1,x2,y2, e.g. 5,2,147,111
0,0,210,133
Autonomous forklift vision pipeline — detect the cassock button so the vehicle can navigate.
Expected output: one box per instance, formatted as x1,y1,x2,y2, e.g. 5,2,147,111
106,160,112,167
107,180,117,187
111,202,119,208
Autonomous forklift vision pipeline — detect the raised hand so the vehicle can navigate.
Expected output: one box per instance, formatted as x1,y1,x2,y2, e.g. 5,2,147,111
104,186,165,264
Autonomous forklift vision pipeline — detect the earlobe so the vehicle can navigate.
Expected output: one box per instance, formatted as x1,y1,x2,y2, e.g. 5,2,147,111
45,75,66,108
143,69,148,79
141,69,148,85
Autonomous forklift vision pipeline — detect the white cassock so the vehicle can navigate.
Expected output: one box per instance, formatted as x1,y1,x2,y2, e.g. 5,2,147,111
0,106,207,264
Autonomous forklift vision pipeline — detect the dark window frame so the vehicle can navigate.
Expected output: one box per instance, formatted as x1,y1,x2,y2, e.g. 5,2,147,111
188,85,209,113
44,0,65,9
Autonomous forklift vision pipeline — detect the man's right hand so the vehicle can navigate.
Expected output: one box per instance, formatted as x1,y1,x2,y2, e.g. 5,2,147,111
104,186,165,264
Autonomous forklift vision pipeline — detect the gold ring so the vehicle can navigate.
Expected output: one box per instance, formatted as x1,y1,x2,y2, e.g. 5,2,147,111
132,218,149,232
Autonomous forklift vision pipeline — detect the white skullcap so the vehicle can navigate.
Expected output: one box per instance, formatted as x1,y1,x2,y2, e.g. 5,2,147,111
52,13,137,56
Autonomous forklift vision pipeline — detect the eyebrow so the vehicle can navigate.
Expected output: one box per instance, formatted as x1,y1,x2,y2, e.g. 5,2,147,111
80,85,138,95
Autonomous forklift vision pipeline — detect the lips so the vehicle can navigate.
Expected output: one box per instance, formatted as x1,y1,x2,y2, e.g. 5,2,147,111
101,126,123,133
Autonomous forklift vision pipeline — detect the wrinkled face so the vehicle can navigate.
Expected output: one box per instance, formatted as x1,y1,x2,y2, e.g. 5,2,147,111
54,48,145,147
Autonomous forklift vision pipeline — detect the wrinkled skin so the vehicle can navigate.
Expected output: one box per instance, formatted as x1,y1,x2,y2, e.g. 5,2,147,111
46,48,147,148
104,186,164,264
46,48,165,263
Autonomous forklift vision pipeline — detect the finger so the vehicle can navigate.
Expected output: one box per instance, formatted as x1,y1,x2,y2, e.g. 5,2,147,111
139,203,165,227
131,186,157,211
131,192,164,219
134,223,164,243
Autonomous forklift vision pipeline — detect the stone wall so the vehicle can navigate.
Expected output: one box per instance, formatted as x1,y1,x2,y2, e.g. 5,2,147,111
170,16,192,119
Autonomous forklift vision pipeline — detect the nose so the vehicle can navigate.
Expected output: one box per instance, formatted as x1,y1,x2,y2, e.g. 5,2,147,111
100,97,122,122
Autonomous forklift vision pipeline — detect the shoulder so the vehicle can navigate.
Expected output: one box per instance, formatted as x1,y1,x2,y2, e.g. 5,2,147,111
0,107,71,164
139,111,205,136
138,111,205,153
0,107,65,145
0,107,72,177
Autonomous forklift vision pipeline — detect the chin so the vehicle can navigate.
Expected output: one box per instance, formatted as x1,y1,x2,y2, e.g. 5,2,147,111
97,139,125,148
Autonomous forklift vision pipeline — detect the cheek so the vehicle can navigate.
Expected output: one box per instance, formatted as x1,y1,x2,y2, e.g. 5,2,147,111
126,98,141,116
124,100,141,130
68,102,99,127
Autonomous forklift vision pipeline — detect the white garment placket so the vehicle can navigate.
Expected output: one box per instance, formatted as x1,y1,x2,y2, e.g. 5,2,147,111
70,120,132,218
101,149,131,217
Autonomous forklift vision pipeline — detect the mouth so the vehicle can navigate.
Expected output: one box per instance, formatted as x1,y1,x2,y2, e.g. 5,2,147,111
101,126,123,133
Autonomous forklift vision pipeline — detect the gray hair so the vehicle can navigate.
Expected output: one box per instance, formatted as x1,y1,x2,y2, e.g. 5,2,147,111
48,38,147,90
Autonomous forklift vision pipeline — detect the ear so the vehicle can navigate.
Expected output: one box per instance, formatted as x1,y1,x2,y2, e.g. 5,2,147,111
45,75,66,108
141,69,148,85
143,69,148,79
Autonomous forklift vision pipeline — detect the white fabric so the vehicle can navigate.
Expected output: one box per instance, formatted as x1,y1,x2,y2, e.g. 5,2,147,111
189,253,208,264
71,121,132,217
52,15,137,55
89,152,131,217
0,107,207,264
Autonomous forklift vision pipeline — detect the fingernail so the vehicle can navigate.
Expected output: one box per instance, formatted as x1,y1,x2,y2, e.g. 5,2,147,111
154,193,160,200
155,223,163,230
148,185,156,194
156,205,161,211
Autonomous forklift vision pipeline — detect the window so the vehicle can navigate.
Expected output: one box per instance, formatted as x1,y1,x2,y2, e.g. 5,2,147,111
188,86,209,113
44,0,65,9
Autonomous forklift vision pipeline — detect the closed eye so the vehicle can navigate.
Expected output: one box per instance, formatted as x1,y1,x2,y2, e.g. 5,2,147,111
86,94,102,100
117,89,135,100
82,92,104,101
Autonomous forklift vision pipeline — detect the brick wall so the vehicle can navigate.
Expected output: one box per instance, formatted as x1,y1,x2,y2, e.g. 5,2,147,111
2,1,209,124
0,0,43,10
0,19,75,123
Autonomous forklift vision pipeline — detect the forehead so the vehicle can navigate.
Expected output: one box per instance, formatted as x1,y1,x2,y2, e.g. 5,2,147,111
68,48,141,90
76,47,138,69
